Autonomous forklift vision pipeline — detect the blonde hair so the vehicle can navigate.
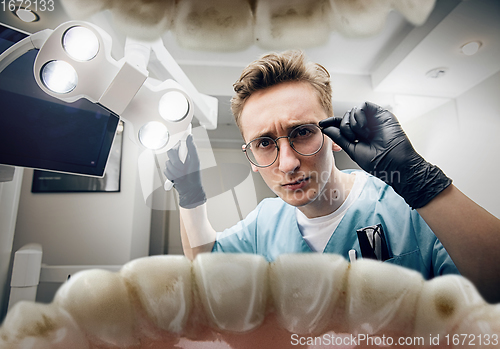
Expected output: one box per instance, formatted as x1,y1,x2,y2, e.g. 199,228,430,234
231,50,333,130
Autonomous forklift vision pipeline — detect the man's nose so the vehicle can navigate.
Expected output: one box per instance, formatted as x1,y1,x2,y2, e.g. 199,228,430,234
277,139,300,174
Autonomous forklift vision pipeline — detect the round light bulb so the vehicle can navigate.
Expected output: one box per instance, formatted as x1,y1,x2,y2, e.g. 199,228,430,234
138,122,170,150
159,91,190,122
461,41,481,56
63,26,100,61
40,60,78,94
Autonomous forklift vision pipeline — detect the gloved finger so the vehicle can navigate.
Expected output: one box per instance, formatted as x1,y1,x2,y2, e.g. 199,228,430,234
164,142,186,180
361,101,405,139
349,106,371,141
185,134,197,154
362,101,384,117
321,125,356,159
166,141,182,165
360,101,388,129
339,109,357,143
183,134,203,174
319,116,342,129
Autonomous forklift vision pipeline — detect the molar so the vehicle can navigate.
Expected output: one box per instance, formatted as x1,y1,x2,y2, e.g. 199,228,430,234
269,253,348,335
414,274,487,338
0,301,89,349
53,269,136,347
346,259,424,335
193,253,269,332
120,255,192,333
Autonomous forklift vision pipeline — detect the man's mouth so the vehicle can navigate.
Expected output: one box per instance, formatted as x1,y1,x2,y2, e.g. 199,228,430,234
282,177,309,190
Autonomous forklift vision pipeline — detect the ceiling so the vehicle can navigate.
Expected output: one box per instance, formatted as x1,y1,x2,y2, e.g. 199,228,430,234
1,0,499,132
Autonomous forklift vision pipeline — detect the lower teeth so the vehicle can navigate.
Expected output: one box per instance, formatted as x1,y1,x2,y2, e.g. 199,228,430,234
1,253,498,347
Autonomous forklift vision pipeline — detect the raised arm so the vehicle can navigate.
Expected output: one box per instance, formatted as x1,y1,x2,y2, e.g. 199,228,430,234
165,135,216,260
417,184,500,303
319,102,500,303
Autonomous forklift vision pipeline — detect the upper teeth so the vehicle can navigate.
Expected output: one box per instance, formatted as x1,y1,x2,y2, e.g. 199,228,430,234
1,253,498,348
60,0,436,49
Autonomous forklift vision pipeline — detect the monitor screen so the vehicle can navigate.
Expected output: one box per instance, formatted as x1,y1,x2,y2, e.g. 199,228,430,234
0,23,119,177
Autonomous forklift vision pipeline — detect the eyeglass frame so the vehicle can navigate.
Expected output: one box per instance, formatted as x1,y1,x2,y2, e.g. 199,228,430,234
241,123,325,168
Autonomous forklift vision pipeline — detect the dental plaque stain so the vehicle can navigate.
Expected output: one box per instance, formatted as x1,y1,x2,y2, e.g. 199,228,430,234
26,314,56,338
434,294,455,319
186,7,239,33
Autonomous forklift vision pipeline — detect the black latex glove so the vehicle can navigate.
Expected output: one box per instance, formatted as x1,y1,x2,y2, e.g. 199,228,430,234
319,101,452,209
164,134,206,209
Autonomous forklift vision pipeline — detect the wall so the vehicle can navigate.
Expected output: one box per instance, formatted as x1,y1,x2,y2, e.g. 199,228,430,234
0,168,23,321
404,70,500,218
11,125,152,267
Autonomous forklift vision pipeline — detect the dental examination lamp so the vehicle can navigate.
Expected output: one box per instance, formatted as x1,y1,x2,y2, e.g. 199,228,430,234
0,20,218,186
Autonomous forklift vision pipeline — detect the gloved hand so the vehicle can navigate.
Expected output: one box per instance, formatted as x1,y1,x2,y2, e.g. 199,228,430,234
319,101,452,209
164,134,207,209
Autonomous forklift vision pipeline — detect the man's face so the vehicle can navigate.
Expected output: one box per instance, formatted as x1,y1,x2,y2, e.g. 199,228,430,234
240,81,341,208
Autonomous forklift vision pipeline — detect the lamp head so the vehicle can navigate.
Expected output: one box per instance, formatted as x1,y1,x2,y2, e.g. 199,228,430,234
33,21,120,104
32,20,195,153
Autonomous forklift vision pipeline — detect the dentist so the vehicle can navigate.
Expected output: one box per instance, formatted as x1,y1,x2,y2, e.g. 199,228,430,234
165,50,500,303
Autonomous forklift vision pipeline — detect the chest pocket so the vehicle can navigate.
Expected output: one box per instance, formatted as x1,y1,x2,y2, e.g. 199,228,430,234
356,224,391,261
383,249,430,279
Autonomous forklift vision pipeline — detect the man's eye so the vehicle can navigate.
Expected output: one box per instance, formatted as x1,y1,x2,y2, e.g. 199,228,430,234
256,138,273,149
294,127,313,138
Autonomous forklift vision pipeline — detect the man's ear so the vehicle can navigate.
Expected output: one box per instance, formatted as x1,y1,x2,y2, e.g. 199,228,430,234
331,141,342,152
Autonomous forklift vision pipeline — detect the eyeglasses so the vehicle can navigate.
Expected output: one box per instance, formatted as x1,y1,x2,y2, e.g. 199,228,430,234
242,124,324,167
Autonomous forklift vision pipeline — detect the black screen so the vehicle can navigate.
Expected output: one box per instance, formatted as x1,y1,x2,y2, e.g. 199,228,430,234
0,24,119,177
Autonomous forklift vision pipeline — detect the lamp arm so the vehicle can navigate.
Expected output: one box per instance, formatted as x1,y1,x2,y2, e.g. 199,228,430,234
0,29,52,75
124,36,151,73
30,29,53,49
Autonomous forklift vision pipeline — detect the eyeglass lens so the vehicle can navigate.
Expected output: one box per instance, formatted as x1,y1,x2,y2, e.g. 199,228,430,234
245,124,324,167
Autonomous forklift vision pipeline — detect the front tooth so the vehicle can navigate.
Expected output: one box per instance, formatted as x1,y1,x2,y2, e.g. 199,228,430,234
254,0,332,49
328,0,392,37
269,253,348,335
414,274,487,338
110,0,175,41
346,259,424,335
193,253,268,332
0,301,89,349
120,255,192,333
53,269,136,347
173,0,254,51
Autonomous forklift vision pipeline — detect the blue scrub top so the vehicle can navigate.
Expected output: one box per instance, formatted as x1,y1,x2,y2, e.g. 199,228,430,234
212,170,459,280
